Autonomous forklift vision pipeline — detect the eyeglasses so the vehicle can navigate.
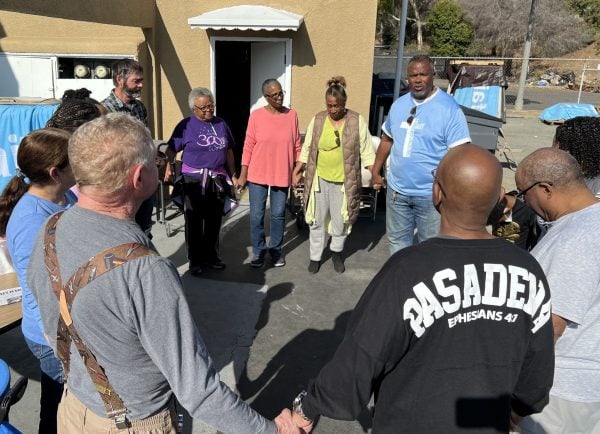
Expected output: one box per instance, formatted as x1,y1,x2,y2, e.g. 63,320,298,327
194,104,215,112
431,168,446,196
406,106,417,126
265,90,285,99
516,181,553,200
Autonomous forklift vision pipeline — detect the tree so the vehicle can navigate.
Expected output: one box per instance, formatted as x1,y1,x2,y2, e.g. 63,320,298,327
457,0,593,57
566,0,600,30
427,0,473,56
376,0,434,50
407,0,434,50
377,0,400,47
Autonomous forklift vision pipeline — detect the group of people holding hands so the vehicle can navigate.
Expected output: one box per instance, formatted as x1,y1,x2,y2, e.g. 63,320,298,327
163,73,375,276
1,53,599,433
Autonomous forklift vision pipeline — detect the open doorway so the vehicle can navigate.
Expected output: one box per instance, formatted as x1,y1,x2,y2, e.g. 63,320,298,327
214,41,250,169
213,38,291,170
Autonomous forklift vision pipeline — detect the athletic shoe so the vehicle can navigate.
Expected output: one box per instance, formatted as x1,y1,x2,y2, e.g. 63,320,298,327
273,255,286,267
331,252,345,273
250,256,264,268
308,260,320,274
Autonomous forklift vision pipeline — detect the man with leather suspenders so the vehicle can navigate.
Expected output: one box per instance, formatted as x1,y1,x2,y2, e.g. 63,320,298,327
27,113,300,433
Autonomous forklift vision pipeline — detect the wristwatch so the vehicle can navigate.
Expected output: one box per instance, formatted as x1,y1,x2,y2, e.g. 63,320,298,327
292,390,313,423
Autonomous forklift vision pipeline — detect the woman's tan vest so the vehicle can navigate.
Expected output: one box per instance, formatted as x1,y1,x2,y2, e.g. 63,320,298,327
303,109,362,224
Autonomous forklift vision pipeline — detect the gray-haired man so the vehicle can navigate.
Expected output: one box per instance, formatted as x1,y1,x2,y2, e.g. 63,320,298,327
28,113,300,434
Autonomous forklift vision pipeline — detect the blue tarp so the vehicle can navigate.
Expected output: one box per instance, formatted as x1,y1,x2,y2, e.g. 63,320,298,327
453,85,503,119
0,104,58,192
539,103,599,123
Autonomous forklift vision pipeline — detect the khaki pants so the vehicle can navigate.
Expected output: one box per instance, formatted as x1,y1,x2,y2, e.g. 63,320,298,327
309,178,347,261
57,388,178,433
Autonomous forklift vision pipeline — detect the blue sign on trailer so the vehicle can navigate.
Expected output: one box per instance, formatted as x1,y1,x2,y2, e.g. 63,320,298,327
453,85,504,120
0,104,58,192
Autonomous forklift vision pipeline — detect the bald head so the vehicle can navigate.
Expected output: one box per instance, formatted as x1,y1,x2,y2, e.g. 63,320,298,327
436,144,503,224
516,147,584,189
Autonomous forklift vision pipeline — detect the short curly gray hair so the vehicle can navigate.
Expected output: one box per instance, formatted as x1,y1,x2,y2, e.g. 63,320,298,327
188,87,214,110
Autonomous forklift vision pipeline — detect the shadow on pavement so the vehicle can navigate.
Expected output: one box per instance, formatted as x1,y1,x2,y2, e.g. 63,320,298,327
505,95,540,106
237,309,373,432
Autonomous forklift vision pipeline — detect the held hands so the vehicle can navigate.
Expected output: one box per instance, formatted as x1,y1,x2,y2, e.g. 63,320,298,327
371,170,386,192
509,410,522,433
274,409,312,434
292,171,304,188
236,173,247,193
291,411,313,433
163,163,173,183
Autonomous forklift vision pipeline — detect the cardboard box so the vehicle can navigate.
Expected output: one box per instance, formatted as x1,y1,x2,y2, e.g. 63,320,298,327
0,273,22,306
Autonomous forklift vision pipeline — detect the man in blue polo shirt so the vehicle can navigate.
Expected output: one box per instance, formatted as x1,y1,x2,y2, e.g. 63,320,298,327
371,54,470,255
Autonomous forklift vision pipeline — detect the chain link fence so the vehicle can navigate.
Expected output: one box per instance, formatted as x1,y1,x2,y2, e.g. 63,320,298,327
374,50,600,93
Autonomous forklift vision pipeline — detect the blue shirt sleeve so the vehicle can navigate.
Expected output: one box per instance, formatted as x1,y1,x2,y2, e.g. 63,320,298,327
445,107,471,148
9,211,49,340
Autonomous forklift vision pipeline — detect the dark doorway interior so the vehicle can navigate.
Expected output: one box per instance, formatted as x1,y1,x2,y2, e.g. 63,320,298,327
215,41,251,171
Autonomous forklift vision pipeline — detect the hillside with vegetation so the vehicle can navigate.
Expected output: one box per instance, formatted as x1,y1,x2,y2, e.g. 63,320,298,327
377,0,599,58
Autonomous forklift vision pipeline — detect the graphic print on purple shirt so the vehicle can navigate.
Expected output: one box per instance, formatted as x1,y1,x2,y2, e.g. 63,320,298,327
168,115,235,170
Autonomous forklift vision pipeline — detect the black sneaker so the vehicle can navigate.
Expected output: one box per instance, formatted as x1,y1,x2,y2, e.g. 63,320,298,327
189,264,203,276
331,252,345,273
209,261,226,270
272,255,286,267
250,256,264,268
308,260,320,274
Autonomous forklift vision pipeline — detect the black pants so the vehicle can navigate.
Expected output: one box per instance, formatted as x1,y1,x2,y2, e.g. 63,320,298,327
39,371,63,434
183,178,224,266
136,195,155,239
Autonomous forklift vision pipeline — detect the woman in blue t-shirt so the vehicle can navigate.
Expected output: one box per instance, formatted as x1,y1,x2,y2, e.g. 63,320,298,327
0,128,78,433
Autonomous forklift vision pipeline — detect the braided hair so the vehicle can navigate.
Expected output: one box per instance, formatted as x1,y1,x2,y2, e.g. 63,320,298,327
554,116,600,178
46,88,101,132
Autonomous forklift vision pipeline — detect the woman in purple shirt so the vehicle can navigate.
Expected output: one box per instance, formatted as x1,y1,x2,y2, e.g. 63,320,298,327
164,88,237,276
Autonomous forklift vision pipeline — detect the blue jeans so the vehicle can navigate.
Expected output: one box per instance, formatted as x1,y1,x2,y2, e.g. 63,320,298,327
386,189,440,255
24,338,64,434
248,182,288,258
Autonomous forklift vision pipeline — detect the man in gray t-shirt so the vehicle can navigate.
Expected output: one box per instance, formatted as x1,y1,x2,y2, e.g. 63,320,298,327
515,148,600,433
28,113,299,433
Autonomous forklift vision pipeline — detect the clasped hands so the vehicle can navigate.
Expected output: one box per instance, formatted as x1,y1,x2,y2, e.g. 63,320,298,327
162,164,247,194
274,408,313,434
292,167,384,191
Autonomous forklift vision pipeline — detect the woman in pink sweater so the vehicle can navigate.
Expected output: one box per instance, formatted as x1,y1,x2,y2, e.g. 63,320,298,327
238,79,301,268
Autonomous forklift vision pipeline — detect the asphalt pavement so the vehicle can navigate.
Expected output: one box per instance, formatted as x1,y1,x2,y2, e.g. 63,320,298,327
0,92,587,433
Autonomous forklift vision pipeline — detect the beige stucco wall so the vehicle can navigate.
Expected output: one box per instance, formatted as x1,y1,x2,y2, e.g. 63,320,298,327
0,0,377,139
0,7,153,129
0,5,150,57
155,0,377,138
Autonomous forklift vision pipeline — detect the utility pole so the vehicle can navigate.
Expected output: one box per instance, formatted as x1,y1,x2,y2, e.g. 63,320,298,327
394,0,409,100
515,0,538,111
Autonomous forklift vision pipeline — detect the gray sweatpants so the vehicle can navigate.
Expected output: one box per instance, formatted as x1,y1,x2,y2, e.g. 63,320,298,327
309,177,347,261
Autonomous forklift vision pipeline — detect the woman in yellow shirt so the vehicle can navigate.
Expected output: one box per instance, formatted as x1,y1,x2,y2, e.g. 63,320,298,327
292,76,374,273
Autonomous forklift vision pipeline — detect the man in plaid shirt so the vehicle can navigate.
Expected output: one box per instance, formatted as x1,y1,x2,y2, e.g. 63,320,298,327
102,58,147,125
103,58,153,237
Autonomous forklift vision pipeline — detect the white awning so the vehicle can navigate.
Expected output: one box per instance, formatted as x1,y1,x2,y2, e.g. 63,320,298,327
188,5,303,31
